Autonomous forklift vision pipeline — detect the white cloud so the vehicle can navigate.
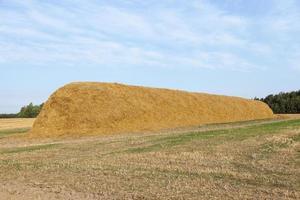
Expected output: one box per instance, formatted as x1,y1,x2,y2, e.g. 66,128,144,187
0,0,298,72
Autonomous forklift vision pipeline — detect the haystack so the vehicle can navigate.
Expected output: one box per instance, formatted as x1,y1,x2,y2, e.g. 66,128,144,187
30,82,274,137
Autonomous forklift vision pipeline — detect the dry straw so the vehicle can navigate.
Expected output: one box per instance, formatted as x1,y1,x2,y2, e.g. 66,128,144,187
30,82,274,137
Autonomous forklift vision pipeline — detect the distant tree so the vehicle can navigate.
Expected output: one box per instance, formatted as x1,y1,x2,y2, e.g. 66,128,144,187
0,103,43,118
0,113,18,118
257,90,300,114
17,103,44,118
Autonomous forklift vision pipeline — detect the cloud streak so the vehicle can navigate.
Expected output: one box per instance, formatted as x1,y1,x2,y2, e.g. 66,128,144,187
0,0,299,71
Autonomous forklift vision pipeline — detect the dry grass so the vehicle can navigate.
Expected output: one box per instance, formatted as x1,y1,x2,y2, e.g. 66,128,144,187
30,82,274,137
277,114,300,119
0,118,35,130
0,117,299,199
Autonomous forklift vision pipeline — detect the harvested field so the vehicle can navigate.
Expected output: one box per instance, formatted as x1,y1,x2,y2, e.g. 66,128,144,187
30,82,274,137
0,117,299,199
277,114,300,119
0,118,35,130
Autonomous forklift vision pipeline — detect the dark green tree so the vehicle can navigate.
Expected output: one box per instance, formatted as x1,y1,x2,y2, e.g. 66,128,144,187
257,90,300,114
17,103,43,118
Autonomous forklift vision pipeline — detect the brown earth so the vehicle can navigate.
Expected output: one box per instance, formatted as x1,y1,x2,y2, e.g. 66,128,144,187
30,82,274,137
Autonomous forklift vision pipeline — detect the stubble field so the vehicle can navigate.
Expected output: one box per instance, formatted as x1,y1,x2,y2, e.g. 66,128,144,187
0,118,35,131
0,116,299,199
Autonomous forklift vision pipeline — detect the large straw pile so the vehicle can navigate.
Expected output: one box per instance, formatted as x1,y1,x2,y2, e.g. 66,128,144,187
30,82,274,137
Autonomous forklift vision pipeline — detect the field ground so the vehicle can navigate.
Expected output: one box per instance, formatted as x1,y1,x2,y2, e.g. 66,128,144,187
0,115,299,199
0,118,35,130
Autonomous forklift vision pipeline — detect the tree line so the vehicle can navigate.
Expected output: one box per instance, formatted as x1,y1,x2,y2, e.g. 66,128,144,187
0,103,44,118
255,90,300,114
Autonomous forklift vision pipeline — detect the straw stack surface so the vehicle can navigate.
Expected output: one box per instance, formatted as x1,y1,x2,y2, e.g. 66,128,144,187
30,82,274,137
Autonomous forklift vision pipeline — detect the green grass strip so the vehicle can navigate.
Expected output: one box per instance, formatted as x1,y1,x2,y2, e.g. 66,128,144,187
0,128,30,138
126,119,300,153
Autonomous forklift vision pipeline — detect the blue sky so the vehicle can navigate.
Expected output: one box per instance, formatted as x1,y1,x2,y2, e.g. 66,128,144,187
1,0,299,113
